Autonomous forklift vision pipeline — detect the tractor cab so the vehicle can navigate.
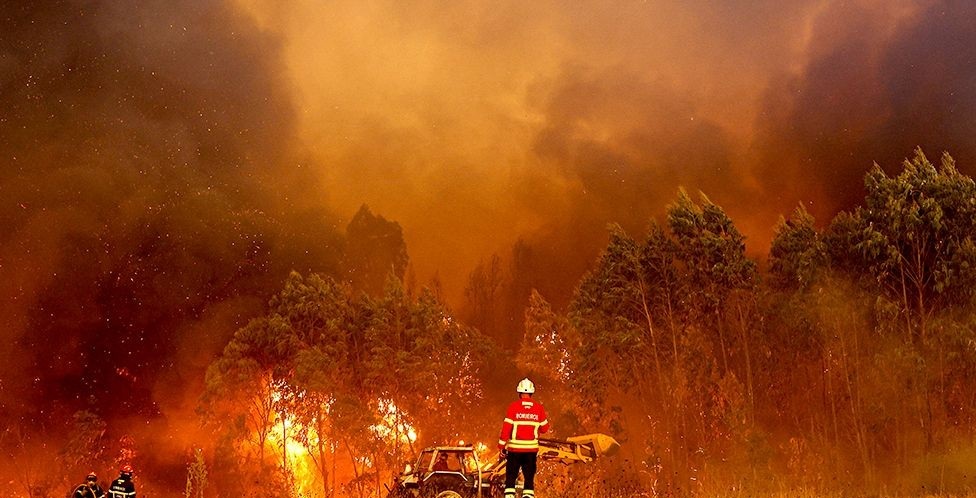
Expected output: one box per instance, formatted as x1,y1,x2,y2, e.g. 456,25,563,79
390,445,484,498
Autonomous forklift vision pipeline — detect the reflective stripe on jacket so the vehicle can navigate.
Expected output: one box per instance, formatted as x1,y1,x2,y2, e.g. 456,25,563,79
109,478,135,498
498,397,549,452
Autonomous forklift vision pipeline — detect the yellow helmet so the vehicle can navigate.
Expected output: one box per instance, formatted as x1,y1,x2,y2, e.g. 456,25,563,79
516,378,535,394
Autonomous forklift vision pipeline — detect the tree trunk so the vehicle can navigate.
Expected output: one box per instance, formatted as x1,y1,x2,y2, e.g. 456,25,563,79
281,415,289,472
837,315,872,484
735,298,755,419
665,290,691,495
715,308,730,374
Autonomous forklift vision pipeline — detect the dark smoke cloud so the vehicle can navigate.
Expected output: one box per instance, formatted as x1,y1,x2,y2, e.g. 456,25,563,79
752,0,976,226
512,0,976,295
519,64,739,303
0,0,342,425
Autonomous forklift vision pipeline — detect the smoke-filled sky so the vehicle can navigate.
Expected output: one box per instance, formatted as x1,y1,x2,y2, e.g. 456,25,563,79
2,0,975,432
237,0,976,291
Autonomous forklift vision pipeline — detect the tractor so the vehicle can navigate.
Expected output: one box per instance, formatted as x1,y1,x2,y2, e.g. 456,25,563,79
386,434,619,498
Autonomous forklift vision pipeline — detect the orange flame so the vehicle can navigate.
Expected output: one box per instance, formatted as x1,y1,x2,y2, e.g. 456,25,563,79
265,386,419,497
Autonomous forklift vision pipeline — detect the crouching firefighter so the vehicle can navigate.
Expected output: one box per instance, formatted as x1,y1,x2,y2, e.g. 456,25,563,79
498,378,549,498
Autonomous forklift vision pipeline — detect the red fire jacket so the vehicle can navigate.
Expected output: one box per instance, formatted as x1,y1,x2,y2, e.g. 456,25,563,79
498,396,549,452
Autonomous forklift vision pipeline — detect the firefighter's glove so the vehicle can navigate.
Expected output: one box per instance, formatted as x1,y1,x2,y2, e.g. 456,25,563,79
499,449,508,460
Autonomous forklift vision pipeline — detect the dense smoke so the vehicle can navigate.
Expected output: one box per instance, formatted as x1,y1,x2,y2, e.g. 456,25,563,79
752,0,976,224
238,0,976,304
0,0,341,429
2,0,976,486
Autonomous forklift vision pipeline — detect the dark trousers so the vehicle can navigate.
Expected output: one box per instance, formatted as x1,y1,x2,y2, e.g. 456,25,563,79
504,451,538,493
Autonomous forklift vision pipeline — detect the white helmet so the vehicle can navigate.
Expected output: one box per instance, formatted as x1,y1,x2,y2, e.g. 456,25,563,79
516,378,535,394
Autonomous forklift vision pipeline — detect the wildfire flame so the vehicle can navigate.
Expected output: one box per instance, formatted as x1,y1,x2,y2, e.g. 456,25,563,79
268,409,320,497
371,399,418,444
266,386,418,498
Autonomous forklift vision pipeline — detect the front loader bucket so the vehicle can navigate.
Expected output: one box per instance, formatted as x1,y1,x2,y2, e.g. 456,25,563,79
536,433,621,464
565,433,620,457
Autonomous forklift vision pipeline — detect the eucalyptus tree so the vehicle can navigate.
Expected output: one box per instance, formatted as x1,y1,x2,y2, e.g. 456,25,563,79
203,314,298,466
767,150,976,479
568,219,707,491
667,190,759,415
570,225,668,413
270,271,363,498
364,278,493,471
769,205,827,291
825,148,976,341
518,289,580,430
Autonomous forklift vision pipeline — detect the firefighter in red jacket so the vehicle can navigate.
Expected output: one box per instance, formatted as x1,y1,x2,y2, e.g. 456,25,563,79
498,378,549,498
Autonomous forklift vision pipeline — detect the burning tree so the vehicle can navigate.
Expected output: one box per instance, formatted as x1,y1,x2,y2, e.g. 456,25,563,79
201,271,496,498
